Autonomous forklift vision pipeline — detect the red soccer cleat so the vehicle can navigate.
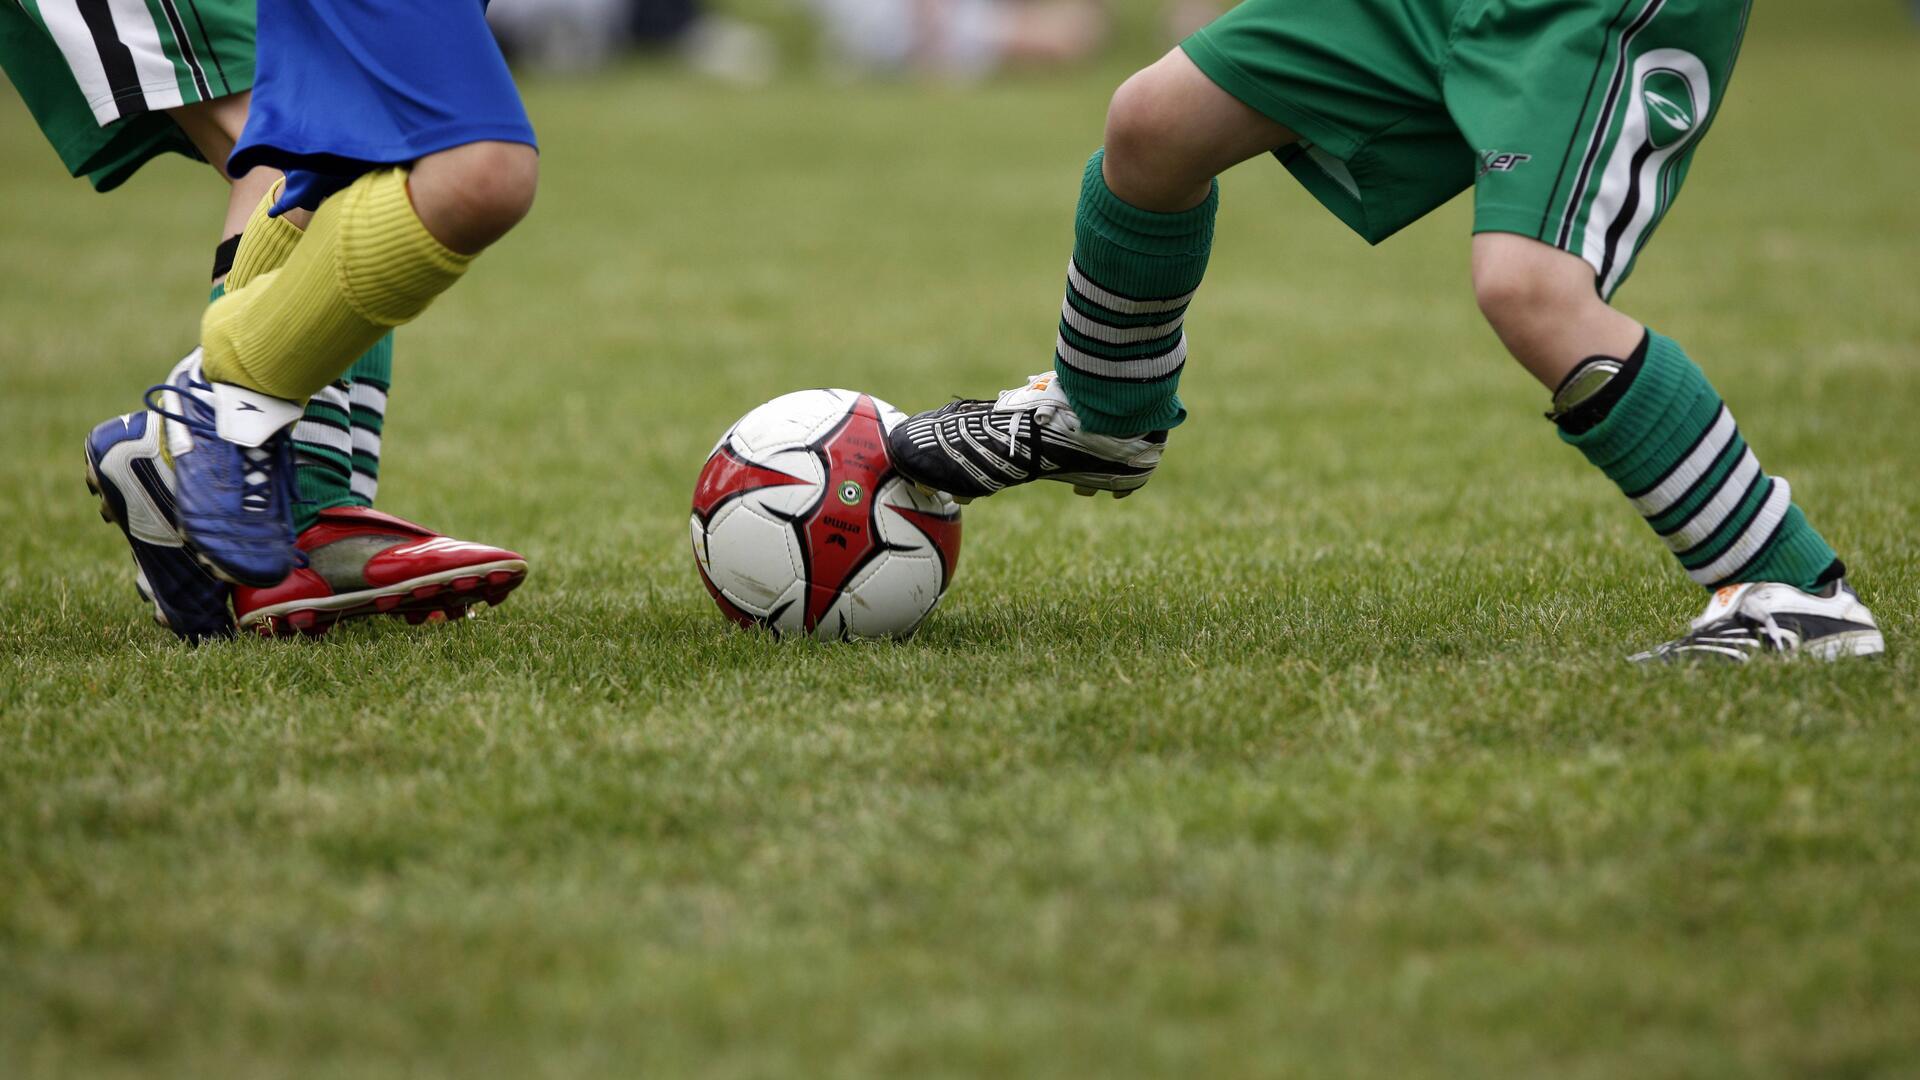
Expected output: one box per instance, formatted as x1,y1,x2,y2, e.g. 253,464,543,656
232,507,528,637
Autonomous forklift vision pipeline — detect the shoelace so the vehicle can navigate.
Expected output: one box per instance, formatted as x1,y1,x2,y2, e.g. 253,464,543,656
143,378,288,518
1669,610,1796,657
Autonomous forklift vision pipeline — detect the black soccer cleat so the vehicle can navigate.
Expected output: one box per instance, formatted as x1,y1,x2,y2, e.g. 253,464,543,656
1631,578,1884,663
887,371,1166,502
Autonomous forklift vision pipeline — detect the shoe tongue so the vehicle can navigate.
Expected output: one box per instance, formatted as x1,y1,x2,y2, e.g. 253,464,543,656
210,381,303,447
994,371,1069,412
1694,583,1757,629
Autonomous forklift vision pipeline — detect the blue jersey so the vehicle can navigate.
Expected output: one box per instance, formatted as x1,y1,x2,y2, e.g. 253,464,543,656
230,0,536,213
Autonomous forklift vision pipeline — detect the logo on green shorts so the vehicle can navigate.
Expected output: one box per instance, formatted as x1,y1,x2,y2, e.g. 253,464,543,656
1641,71,1697,150
1478,150,1533,176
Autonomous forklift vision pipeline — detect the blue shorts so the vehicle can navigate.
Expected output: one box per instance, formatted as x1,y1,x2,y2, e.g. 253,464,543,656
230,0,536,211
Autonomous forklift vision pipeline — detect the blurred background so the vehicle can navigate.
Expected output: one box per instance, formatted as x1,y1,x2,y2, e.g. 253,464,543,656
485,0,1920,82
488,0,1222,83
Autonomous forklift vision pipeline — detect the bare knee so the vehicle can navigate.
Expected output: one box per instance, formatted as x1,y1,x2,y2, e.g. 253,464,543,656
1472,250,1583,334
408,141,539,254
1472,233,1643,387
1105,56,1221,210
1101,50,1281,211
1104,67,1186,173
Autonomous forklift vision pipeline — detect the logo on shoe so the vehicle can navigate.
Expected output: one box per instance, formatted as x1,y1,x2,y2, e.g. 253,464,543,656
390,537,502,558
1641,70,1697,150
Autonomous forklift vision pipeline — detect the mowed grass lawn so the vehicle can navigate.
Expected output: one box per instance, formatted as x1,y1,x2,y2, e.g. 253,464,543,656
3,6,1917,1077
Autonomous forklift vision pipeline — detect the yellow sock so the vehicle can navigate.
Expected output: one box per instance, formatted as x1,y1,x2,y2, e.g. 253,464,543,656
201,167,473,401
225,178,304,291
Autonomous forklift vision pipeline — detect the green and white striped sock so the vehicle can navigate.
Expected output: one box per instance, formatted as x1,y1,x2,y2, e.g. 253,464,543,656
291,335,393,531
1053,150,1215,436
347,339,391,505
1560,332,1840,591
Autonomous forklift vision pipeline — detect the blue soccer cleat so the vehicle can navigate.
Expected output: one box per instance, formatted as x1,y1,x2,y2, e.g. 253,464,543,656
83,401,235,642
143,350,306,588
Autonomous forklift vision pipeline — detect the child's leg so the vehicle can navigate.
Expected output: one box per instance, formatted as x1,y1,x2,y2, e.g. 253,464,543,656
198,141,536,404
1473,234,1840,593
1058,49,1293,435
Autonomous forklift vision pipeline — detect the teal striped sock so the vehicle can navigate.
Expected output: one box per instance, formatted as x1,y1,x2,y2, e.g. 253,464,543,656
1561,332,1839,591
1053,150,1215,436
290,336,393,532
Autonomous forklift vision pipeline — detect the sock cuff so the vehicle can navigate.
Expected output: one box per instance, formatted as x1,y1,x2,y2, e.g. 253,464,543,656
1057,366,1187,434
1559,332,1718,477
228,178,305,292
336,168,474,325
1076,150,1218,257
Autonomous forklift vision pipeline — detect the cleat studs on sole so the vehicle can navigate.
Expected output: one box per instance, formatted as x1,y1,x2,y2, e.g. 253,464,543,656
1073,485,1096,497
374,594,405,613
952,495,974,506
1113,489,1134,500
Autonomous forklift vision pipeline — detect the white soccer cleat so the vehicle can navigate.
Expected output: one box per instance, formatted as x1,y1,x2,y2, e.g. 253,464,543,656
1631,578,1885,663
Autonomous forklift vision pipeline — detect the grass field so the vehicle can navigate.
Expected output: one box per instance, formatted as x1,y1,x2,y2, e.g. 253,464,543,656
4,5,1918,1076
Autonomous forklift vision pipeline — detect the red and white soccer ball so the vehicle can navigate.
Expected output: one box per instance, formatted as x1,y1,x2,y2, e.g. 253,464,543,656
691,389,962,640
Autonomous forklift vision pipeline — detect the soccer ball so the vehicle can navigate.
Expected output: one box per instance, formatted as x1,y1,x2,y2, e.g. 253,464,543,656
691,389,962,639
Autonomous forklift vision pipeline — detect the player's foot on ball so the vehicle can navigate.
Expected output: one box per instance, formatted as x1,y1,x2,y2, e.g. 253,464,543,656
1631,578,1884,664
143,349,304,587
83,406,234,642
232,507,528,637
886,370,1166,502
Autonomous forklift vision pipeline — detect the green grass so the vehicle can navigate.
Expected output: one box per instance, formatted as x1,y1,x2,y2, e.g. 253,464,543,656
4,7,1919,1076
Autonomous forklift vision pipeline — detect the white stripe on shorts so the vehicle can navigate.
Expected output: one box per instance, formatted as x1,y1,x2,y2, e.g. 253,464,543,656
35,0,119,123
105,0,184,112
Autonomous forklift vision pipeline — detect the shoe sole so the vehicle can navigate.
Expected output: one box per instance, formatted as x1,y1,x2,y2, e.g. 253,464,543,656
914,471,1151,505
1802,629,1886,661
236,560,529,638
1630,627,1887,664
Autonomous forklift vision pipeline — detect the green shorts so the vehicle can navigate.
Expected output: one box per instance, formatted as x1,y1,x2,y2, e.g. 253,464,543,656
1183,0,1751,298
0,0,254,191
